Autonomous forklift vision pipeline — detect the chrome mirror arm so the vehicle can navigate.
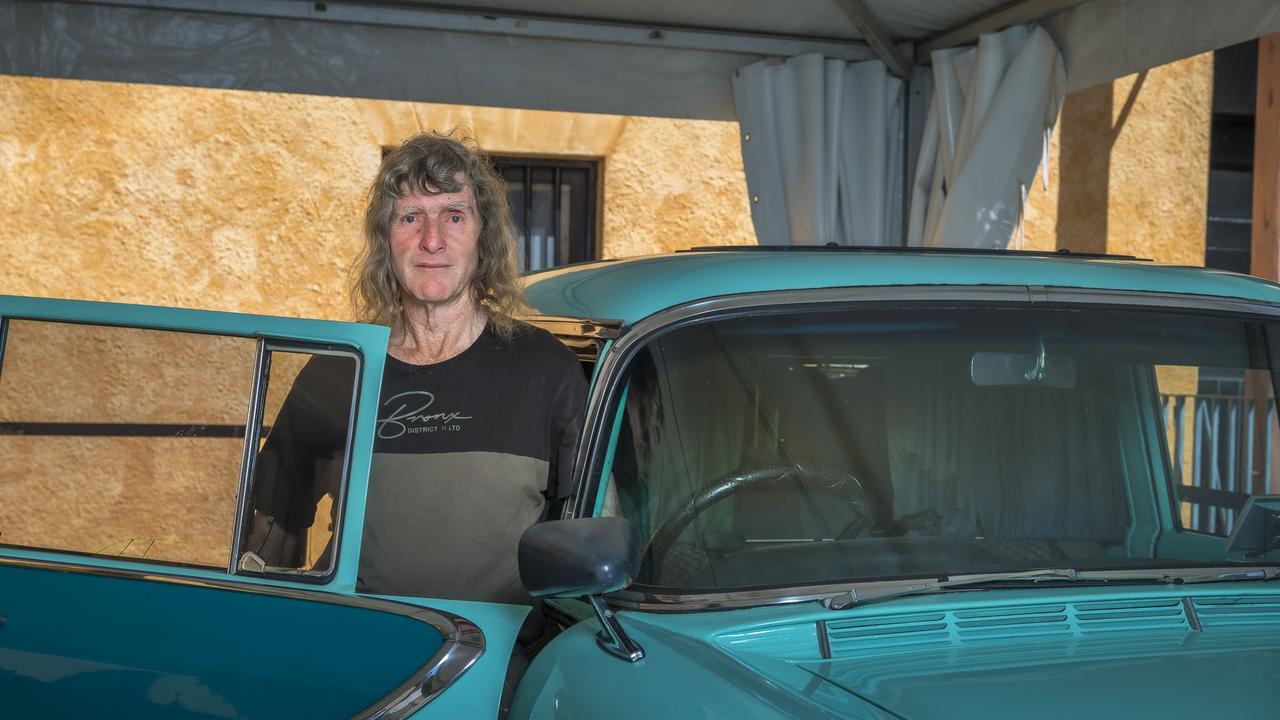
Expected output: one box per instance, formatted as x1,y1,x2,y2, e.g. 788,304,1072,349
588,595,644,662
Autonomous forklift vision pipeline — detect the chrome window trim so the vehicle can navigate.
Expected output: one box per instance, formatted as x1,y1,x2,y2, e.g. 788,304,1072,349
232,341,365,584
523,314,625,364
520,314,623,341
566,284,1280,608
0,554,483,719
229,339,271,574
0,316,8,382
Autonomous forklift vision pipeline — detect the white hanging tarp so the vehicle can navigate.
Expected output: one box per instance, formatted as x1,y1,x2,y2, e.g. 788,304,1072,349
908,24,1065,248
733,54,904,246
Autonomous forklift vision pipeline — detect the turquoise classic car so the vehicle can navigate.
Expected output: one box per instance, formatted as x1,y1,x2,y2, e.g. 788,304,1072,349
3,247,1280,718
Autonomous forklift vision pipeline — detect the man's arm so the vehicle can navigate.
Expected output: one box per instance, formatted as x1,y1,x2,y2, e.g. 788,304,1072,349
245,354,356,568
545,355,589,519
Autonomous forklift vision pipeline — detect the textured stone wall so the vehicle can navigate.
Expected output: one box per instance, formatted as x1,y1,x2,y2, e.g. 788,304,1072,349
355,100,756,259
602,117,756,256
1022,52,1214,266
0,76,756,318
0,317,321,566
0,76,376,319
0,321,256,565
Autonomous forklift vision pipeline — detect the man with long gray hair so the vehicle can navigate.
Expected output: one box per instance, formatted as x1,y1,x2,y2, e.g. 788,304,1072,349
247,131,585,605
245,131,583,715
351,131,586,603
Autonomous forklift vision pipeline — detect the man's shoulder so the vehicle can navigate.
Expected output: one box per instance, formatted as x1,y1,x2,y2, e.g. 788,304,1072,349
505,319,580,366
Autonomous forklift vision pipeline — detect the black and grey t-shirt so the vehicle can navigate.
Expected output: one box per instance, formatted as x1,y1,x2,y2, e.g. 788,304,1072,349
355,322,587,604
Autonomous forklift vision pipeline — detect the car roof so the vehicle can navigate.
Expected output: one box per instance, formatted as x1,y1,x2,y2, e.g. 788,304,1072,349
522,247,1280,325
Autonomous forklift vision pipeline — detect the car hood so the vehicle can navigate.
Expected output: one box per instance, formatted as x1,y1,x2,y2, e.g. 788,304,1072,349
634,588,1280,720
793,625,1280,718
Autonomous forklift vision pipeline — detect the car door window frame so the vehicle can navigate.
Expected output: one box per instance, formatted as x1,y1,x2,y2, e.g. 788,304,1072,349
231,340,364,584
0,312,363,581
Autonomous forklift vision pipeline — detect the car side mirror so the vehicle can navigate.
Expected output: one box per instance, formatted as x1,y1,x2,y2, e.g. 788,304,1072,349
519,517,639,598
519,517,644,662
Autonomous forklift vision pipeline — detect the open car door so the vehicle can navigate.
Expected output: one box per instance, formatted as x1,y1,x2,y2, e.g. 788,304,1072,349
0,296,527,718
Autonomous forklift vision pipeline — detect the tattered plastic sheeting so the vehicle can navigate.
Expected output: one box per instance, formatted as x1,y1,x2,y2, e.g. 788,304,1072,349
908,25,1065,249
733,55,904,246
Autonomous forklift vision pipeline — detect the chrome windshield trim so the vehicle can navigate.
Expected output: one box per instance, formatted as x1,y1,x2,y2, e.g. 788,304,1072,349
607,583,862,612
568,284,1280,608
607,565,1280,612
0,554,483,719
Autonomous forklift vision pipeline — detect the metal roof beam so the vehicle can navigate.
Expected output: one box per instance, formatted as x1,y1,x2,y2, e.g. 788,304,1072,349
4,0,879,120
64,0,875,61
831,0,912,77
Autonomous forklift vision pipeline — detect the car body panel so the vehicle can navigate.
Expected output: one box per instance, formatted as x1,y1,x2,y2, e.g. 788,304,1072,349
519,585,1280,719
519,253,1280,718
0,552,529,718
0,558,444,718
523,252,1280,323
509,612,894,720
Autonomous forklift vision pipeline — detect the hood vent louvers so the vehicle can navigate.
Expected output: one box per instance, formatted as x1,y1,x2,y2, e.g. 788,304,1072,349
824,597,1196,659
1192,595,1280,627
825,611,952,654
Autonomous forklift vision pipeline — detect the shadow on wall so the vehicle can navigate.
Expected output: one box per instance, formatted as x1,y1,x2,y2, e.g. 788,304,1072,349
1056,72,1148,255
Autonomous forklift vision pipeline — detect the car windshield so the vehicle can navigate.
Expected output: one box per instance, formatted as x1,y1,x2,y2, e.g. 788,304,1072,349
603,303,1280,592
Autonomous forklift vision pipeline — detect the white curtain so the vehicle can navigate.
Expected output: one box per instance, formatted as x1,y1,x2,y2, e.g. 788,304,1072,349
908,25,1066,248
885,360,1129,541
732,54,904,246
733,25,1064,249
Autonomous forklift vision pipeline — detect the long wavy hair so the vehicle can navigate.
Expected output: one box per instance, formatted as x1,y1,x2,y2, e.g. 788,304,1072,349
352,130,522,339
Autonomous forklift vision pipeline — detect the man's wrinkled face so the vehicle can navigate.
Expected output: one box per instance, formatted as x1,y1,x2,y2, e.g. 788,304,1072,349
388,175,482,311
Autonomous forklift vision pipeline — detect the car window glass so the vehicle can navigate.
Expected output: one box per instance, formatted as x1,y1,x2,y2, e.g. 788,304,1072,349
240,350,358,578
0,319,255,567
604,307,1280,591
1155,364,1280,537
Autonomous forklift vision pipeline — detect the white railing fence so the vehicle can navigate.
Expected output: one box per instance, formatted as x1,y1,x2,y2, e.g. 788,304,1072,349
1160,394,1276,536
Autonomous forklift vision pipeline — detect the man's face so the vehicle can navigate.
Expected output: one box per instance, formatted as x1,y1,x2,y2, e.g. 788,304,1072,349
388,175,483,312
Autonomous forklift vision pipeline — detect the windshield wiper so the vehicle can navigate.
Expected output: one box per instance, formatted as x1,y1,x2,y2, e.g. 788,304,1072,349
823,566,1280,610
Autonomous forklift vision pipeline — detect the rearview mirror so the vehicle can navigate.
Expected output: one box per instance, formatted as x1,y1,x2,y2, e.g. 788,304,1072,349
970,351,1077,389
